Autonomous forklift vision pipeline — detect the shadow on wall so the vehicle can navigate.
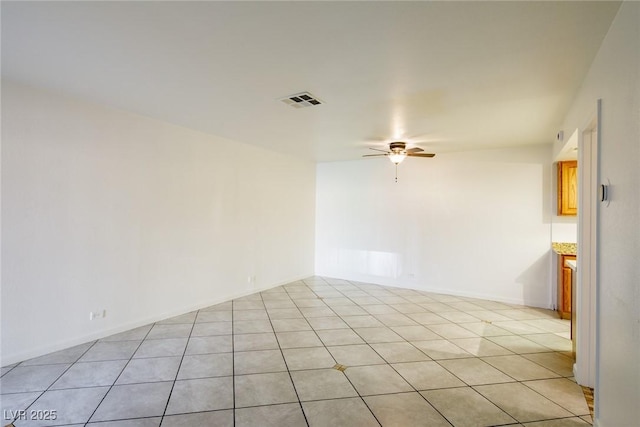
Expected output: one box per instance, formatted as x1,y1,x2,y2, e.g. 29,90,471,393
517,251,552,308
434,147,552,224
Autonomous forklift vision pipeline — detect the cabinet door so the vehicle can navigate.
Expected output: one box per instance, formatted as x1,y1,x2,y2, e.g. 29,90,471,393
562,264,573,313
557,254,576,320
558,160,578,216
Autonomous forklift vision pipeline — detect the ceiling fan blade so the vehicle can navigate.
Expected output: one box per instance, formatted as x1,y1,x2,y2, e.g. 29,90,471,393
362,154,388,158
407,153,436,158
369,147,390,153
406,147,424,153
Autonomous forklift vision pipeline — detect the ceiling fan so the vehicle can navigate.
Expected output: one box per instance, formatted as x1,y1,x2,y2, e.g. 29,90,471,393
363,141,435,182
363,141,435,164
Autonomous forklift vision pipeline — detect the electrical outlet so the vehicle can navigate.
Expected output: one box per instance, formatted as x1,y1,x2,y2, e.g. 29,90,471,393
89,310,107,320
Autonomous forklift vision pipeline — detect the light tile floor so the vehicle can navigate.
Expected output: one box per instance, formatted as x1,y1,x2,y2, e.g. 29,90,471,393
1,277,592,426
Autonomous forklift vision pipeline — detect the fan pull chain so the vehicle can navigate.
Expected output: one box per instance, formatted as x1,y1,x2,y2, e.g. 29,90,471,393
395,164,398,183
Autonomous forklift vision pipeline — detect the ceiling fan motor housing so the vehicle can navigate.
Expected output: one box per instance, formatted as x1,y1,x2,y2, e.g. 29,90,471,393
389,141,406,152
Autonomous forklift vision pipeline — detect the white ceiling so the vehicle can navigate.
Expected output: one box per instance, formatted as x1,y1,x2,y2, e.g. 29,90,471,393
2,1,620,161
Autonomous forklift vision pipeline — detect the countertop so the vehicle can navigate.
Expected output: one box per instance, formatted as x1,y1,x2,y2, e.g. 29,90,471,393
552,242,577,256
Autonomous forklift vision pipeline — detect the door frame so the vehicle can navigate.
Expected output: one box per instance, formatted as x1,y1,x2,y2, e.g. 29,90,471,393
575,99,600,388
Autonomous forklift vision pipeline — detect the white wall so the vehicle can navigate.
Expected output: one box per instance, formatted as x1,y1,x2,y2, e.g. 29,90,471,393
1,82,316,365
316,144,553,307
560,3,639,425
550,219,578,244
550,129,578,244
550,165,578,245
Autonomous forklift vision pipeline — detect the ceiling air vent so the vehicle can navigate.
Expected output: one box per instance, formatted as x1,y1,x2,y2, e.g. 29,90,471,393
280,92,323,108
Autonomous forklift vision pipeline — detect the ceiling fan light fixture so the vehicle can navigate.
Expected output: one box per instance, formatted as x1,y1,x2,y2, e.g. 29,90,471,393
388,152,406,164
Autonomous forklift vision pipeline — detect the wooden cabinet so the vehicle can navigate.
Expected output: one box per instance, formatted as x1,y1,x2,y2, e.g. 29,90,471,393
557,254,576,320
557,160,578,216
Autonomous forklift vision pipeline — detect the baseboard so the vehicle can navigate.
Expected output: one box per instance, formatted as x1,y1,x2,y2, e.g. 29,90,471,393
385,282,548,308
1,273,310,366
318,272,548,308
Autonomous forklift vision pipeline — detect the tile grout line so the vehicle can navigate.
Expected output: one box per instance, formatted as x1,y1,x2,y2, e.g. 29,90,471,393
353,279,579,424
338,279,571,426
337,279,452,421
516,379,592,419
307,280,570,424
471,377,590,426
259,286,311,427
158,312,198,425
301,278,385,427
231,299,235,427
340,280,458,427
291,277,577,425
10,340,101,425
320,281,480,375
2,276,579,427
85,326,154,425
